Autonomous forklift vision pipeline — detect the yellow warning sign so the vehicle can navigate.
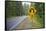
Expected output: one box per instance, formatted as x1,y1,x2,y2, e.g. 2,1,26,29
28,7,37,20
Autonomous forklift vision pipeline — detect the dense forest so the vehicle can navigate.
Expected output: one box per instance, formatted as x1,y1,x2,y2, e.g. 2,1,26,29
5,1,45,18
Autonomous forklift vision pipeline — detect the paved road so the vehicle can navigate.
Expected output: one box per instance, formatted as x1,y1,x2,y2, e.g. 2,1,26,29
7,16,32,30
6,15,41,30
13,17,32,30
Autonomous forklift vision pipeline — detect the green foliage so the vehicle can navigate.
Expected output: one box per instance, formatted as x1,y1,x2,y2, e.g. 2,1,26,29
34,2,45,28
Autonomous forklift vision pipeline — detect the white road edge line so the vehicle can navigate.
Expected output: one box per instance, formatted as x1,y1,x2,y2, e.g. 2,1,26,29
10,16,27,30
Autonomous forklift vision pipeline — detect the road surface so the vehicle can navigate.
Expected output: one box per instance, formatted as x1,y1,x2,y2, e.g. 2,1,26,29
6,15,42,30
6,16,32,30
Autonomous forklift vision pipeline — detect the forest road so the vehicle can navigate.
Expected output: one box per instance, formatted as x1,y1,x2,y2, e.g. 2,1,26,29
6,16,32,30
